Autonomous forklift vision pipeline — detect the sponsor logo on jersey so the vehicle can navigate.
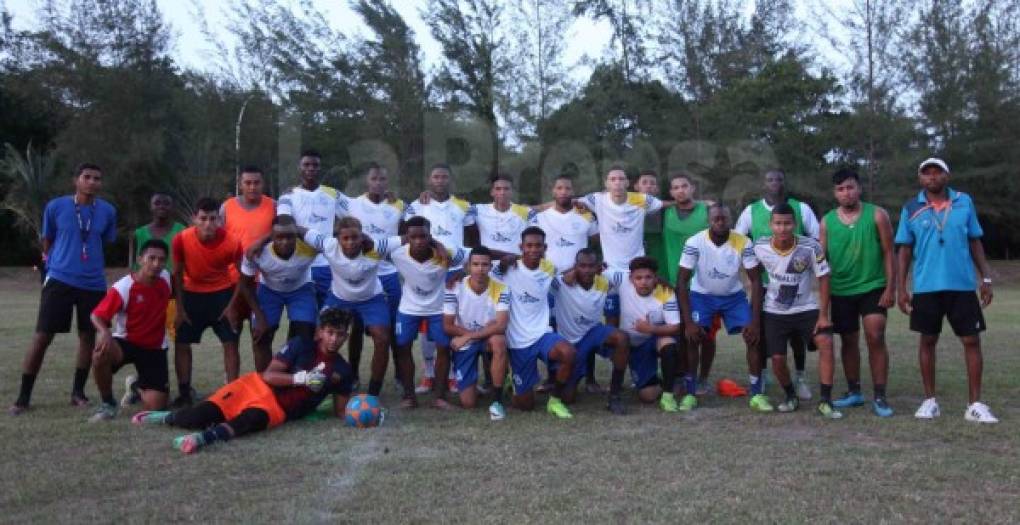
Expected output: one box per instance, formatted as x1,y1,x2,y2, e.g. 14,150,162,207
434,225,453,237
574,314,596,326
556,237,576,247
308,212,329,224
613,222,634,234
413,285,435,297
518,291,542,304
368,223,388,235
490,231,513,243
708,267,731,280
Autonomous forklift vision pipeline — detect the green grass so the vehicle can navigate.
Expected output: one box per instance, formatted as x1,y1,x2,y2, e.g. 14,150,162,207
1,266,1019,522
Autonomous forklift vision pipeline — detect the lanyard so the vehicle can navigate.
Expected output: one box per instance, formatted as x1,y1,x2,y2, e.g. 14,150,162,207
74,196,94,261
928,200,952,245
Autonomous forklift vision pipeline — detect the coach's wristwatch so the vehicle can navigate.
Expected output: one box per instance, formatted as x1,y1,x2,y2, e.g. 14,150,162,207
982,278,993,285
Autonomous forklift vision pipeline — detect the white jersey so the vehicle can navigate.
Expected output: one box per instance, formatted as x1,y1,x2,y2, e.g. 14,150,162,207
550,272,623,344
753,235,830,315
390,243,469,316
240,242,316,293
531,208,598,273
735,199,820,239
277,185,340,267
582,191,663,271
335,193,404,275
443,277,510,333
403,196,476,270
474,203,534,255
303,231,399,302
493,258,557,349
617,276,681,346
679,230,758,296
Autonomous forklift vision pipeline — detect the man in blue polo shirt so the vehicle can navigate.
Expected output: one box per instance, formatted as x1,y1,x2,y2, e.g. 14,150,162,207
10,163,118,415
895,157,997,424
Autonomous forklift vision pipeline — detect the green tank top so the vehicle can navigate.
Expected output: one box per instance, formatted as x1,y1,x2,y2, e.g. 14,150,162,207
133,222,186,272
823,202,886,296
662,202,709,285
750,198,804,241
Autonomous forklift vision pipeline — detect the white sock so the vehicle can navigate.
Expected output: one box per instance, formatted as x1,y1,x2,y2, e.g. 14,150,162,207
421,340,436,378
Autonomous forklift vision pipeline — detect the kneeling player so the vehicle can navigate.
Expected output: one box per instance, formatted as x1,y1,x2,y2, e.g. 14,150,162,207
132,308,355,454
89,240,173,421
551,248,629,414
617,257,683,412
442,247,510,420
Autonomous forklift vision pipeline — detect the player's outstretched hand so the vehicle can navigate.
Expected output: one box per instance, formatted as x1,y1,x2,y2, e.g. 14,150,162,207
294,363,327,392
897,290,912,315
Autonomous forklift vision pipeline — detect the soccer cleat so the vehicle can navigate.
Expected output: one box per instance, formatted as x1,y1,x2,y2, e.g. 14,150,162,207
172,433,205,454
695,379,713,396
964,402,998,424
872,398,894,418
777,397,800,413
121,374,141,407
816,401,844,420
9,403,28,416
749,394,774,412
535,379,553,393
131,410,170,425
659,392,679,413
447,379,459,394
414,377,434,395
70,393,90,408
88,402,118,422
914,398,940,419
489,401,506,421
607,395,625,415
546,397,573,419
678,394,697,412
794,376,812,400
832,391,866,408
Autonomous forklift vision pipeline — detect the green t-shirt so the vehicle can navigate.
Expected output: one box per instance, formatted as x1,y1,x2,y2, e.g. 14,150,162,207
133,222,186,272
662,202,709,286
822,202,886,296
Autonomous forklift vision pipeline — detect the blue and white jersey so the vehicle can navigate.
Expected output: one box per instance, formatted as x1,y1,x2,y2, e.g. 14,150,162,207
390,242,469,316
550,272,622,344
679,230,758,296
530,208,598,274
493,258,557,349
278,185,339,268
335,193,404,276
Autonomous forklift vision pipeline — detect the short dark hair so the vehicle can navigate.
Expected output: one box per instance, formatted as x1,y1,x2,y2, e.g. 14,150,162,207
629,256,658,273
75,163,101,177
337,216,363,232
707,202,729,215
429,162,452,174
405,216,431,230
771,202,795,217
553,173,573,185
469,245,492,261
151,191,172,201
300,149,321,159
239,165,263,177
575,247,600,262
139,239,169,257
521,226,546,242
194,197,220,214
364,162,383,174
490,173,513,187
832,168,859,185
319,308,353,330
637,169,657,179
669,171,694,185
273,214,296,227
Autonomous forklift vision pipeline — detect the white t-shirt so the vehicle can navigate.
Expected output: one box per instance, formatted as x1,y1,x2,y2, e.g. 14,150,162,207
443,277,510,334
474,203,534,255
303,231,399,302
752,235,830,315
550,272,622,343
403,196,476,263
240,243,316,293
617,275,681,346
390,243,469,316
582,191,663,271
493,258,557,349
335,193,404,275
679,230,758,296
277,185,340,267
735,199,820,240
531,208,599,274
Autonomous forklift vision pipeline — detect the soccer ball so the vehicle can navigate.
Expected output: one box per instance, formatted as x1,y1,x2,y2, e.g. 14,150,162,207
345,394,383,428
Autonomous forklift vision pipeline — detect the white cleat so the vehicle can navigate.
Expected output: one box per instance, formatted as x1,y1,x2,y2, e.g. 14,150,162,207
964,402,998,424
914,397,941,419
795,376,812,401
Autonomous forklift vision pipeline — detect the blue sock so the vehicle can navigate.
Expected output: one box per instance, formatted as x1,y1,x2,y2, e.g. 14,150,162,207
749,375,762,395
684,375,697,396
200,424,232,445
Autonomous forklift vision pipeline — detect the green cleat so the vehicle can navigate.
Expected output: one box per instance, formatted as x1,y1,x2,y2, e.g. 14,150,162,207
749,394,774,412
131,410,171,425
172,433,205,454
546,397,573,419
777,397,800,413
817,401,844,420
678,394,697,412
659,392,679,412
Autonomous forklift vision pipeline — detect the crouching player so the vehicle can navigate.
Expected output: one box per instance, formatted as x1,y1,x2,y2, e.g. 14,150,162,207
551,248,629,414
617,257,683,412
88,240,173,421
132,308,355,454
442,247,511,420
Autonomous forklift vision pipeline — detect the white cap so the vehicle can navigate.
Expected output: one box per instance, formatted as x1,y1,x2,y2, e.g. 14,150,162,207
918,157,950,174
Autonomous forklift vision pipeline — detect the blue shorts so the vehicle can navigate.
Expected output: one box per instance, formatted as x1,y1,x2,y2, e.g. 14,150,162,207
325,293,391,329
379,273,401,319
628,338,660,389
257,282,317,328
689,290,751,334
509,332,565,394
311,266,332,308
568,324,616,385
604,294,621,318
452,340,486,390
394,312,449,347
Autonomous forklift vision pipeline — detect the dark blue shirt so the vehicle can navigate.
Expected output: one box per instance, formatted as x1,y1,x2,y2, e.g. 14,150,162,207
42,196,117,291
273,336,354,421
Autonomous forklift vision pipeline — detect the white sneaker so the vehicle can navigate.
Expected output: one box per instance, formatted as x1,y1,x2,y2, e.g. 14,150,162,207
914,397,941,419
795,376,812,401
120,374,140,407
964,402,999,424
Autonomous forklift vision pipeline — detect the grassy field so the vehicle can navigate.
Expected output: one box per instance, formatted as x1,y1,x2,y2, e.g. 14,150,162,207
1,266,1019,523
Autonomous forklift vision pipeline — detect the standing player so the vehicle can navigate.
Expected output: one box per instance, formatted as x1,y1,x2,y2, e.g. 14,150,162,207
171,198,247,407
493,227,577,419
581,166,664,274
735,169,819,400
676,204,769,412
753,203,841,419
88,240,173,421
131,308,355,455
616,257,683,412
473,174,533,258
819,169,895,417
551,248,629,414
278,149,339,308
221,165,276,339
11,163,117,415
895,158,997,423
442,247,510,419
530,175,599,274
635,170,666,279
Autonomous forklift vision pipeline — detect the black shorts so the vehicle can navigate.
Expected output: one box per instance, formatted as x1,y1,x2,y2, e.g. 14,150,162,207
112,338,169,393
177,288,240,344
36,278,105,334
831,287,888,334
763,310,831,357
910,291,986,337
